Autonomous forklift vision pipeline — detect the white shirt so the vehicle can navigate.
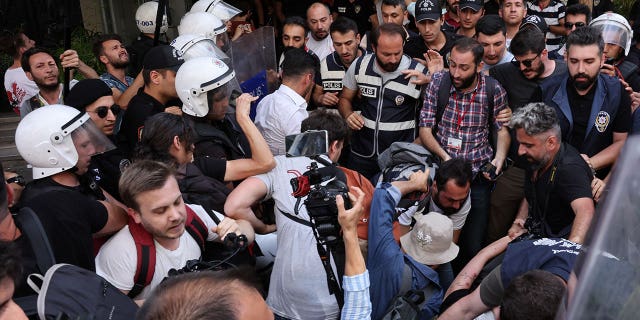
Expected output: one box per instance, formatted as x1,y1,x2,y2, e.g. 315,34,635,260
256,155,340,320
95,204,218,300
255,84,308,156
4,67,38,113
306,32,335,61
483,50,514,71
429,195,471,230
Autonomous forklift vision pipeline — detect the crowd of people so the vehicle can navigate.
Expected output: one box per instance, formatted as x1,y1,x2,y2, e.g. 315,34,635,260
1,0,639,319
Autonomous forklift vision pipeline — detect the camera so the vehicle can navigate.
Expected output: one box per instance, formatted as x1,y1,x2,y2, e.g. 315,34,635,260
514,217,544,242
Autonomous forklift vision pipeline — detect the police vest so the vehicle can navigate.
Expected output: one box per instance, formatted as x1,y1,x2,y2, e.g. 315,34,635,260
320,50,361,93
351,54,424,158
540,74,622,177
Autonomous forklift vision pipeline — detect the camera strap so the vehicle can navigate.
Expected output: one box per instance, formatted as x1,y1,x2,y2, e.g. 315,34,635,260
530,144,566,237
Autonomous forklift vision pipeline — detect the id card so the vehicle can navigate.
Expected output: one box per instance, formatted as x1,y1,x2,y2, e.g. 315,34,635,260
447,137,462,150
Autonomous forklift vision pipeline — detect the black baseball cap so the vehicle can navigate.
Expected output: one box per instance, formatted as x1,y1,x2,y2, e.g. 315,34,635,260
459,0,483,12
142,45,185,72
520,15,549,33
415,0,442,22
66,79,113,111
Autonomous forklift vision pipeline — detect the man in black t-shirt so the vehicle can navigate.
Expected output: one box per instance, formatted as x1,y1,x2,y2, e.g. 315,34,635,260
404,0,462,70
118,45,184,157
487,26,568,242
15,105,128,271
508,103,594,244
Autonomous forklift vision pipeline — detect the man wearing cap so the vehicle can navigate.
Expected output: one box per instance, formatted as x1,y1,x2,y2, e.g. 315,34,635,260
404,0,462,70
368,169,456,319
457,0,484,38
66,79,128,201
526,0,566,53
487,26,568,242
499,0,526,49
339,23,429,179
118,45,184,157
476,15,514,71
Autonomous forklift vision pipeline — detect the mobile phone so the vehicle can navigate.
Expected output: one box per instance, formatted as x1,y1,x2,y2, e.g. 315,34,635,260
480,162,498,180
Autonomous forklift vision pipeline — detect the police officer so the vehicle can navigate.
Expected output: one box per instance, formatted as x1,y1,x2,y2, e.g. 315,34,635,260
339,23,429,179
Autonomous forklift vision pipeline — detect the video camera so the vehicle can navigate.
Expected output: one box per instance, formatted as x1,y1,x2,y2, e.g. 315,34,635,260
286,130,351,244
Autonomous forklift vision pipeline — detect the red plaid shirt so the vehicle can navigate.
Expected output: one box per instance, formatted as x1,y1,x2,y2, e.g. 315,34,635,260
420,71,508,172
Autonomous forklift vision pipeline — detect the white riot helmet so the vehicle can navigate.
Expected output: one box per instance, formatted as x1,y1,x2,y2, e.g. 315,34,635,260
176,57,236,117
135,1,169,34
170,34,227,61
590,12,633,56
15,105,116,179
190,0,242,21
178,12,226,39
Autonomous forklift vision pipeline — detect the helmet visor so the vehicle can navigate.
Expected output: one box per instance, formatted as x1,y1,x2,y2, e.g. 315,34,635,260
70,119,116,158
595,23,630,53
209,0,242,21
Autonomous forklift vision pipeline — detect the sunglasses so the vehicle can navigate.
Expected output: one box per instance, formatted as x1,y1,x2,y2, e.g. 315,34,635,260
564,21,586,29
512,53,540,68
87,104,121,118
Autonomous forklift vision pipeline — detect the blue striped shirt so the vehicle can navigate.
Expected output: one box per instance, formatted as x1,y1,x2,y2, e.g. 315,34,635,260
341,270,372,320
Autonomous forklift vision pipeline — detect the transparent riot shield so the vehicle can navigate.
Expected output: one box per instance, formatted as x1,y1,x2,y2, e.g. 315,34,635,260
230,26,277,120
558,135,640,320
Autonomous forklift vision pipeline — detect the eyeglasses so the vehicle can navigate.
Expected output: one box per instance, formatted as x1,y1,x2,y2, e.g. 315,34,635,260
512,53,540,68
87,104,121,118
564,21,586,29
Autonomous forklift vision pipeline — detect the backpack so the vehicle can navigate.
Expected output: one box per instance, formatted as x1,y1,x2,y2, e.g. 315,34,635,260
434,72,499,150
381,264,439,320
27,264,139,320
127,205,209,298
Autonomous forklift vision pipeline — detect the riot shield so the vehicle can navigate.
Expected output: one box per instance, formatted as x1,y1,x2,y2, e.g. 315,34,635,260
230,26,278,120
558,135,640,320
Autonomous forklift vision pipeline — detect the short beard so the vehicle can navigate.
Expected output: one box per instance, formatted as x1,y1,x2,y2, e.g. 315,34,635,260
571,73,596,91
451,71,477,91
111,60,129,69
376,55,400,72
36,81,59,92
528,152,552,171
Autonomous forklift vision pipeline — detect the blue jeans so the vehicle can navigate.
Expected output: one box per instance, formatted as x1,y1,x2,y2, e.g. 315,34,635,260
453,175,493,273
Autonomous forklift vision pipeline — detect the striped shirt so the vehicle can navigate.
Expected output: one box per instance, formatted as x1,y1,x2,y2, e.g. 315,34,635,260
527,0,566,52
420,71,508,173
341,270,372,320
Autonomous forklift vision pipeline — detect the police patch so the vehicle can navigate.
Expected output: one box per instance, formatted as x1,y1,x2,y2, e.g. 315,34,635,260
395,95,405,105
354,5,361,14
595,111,610,133
360,85,377,98
323,81,342,91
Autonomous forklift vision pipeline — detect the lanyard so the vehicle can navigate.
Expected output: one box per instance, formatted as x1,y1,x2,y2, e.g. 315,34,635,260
452,90,478,131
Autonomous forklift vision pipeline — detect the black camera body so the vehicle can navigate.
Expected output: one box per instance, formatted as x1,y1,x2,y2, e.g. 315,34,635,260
290,161,351,244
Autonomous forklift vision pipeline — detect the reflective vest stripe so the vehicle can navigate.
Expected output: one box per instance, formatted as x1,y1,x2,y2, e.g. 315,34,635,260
361,115,416,131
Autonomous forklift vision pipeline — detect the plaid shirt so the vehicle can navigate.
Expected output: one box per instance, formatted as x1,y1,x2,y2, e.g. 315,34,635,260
420,71,508,172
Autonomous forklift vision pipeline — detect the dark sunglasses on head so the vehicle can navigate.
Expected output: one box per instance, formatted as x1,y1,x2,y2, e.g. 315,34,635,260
512,53,541,68
88,104,121,118
564,21,586,29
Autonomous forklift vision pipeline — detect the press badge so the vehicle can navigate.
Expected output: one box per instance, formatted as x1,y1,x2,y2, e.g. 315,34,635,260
447,137,462,150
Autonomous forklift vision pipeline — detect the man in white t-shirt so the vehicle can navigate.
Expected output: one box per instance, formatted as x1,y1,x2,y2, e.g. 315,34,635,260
306,2,335,60
1,31,38,114
95,160,255,300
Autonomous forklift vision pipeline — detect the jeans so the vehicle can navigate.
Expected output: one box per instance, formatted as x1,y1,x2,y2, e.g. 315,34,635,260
453,175,493,273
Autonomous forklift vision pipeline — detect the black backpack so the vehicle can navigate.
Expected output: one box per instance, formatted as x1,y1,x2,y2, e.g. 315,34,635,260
381,264,439,320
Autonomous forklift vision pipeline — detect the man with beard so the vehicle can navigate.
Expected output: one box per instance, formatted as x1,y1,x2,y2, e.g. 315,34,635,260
18,47,98,118
95,160,254,299
278,16,322,101
476,15,514,71
339,23,429,179
499,0,526,48
457,0,485,38
314,17,365,109
93,34,143,110
256,48,318,156
306,2,335,61
486,26,568,243
404,0,462,69
443,0,461,33
539,26,631,181
419,37,510,270
507,103,594,244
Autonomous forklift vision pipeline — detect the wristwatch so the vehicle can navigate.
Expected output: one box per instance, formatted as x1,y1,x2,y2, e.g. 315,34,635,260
6,175,25,187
